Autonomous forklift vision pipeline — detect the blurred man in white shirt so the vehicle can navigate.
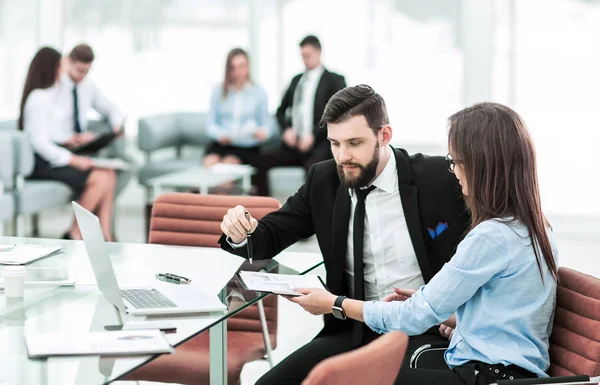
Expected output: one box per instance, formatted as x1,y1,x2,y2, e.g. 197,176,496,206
60,43,134,197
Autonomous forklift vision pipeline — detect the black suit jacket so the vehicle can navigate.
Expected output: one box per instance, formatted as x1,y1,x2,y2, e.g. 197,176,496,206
275,69,346,146
220,147,469,332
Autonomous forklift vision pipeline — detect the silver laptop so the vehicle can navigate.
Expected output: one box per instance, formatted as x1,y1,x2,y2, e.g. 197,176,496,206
72,202,226,316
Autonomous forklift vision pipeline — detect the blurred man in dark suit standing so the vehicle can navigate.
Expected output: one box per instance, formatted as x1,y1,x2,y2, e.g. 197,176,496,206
253,35,346,196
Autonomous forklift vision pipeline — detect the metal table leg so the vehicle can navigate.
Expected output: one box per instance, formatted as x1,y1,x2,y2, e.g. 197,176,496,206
209,287,228,385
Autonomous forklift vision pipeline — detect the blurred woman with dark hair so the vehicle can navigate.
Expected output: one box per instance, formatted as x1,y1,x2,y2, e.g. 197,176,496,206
204,48,272,167
19,47,116,241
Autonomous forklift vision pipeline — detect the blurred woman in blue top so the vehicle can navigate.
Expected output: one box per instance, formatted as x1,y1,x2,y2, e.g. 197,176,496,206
204,48,272,167
293,103,559,385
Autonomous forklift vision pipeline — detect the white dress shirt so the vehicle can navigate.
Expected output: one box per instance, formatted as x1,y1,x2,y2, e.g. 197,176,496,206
346,151,425,301
22,86,73,167
22,75,125,167
292,66,325,138
59,73,125,132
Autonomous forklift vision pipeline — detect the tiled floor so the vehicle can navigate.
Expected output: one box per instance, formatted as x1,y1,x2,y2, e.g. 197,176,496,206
21,202,600,384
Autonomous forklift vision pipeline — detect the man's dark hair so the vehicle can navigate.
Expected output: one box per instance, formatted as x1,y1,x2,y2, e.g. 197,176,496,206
69,43,95,63
299,35,321,50
320,84,389,135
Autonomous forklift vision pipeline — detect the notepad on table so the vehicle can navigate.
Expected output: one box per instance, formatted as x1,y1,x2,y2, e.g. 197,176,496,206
91,158,138,171
25,329,174,358
0,244,62,265
237,271,326,296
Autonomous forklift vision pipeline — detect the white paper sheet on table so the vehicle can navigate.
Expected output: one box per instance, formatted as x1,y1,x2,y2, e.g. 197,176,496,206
208,163,253,174
0,244,62,265
25,330,174,357
91,158,138,171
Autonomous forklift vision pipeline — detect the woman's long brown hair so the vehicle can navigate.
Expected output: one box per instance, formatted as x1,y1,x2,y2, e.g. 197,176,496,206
18,47,62,131
448,102,558,281
222,48,250,98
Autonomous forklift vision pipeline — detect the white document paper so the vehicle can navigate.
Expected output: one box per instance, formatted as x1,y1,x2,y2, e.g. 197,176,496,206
0,244,62,265
208,163,254,175
91,158,138,171
237,271,326,296
25,330,174,357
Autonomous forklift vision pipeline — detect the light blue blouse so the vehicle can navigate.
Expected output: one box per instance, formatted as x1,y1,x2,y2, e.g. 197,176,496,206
206,83,272,148
363,219,558,378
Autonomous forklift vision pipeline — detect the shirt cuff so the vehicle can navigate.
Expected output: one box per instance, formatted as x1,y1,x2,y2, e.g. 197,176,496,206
226,237,247,249
49,149,73,168
363,300,388,334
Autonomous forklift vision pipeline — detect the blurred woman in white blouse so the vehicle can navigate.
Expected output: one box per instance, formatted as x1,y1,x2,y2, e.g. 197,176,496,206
18,47,116,241
204,48,272,166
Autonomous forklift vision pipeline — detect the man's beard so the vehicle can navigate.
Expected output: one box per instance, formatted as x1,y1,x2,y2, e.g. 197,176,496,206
337,144,380,189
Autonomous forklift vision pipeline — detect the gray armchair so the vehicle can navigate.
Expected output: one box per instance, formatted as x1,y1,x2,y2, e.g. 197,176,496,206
0,120,67,236
10,128,73,236
137,112,306,201
137,112,210,192
0,131,16,235
0,119,132,237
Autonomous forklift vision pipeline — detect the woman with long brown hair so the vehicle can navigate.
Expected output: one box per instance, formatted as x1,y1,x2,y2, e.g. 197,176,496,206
20,47,117,241
294,102,559,384
204,48,271,167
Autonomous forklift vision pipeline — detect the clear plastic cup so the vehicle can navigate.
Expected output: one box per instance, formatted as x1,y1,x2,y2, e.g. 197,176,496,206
3,266,26,298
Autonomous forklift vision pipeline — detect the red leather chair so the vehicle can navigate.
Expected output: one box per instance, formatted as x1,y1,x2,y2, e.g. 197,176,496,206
125,193,281,385
303,332,408,385
410,267,600,384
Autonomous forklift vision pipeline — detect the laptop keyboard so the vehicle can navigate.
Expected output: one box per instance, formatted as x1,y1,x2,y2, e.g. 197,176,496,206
120,288,177,309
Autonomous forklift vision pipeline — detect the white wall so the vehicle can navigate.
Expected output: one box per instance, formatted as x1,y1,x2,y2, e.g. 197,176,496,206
1,0,599,216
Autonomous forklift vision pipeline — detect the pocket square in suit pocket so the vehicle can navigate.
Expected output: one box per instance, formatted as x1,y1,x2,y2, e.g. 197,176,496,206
428,221,449,239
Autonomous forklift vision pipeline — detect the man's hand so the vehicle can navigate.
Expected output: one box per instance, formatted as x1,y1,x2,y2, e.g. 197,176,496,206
253,128,269,142
113,124,125,136
298,134,314,153
219,136,232,146
220,205,258,244
69,155,93,171
289,288,337,315
64,132,96,148
282,128,297,148
382,287,416,302
439,324,455,340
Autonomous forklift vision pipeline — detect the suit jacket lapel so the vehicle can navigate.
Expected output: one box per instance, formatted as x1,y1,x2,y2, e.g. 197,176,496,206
330,182,351,294
393,148,434,282
313,69,328,115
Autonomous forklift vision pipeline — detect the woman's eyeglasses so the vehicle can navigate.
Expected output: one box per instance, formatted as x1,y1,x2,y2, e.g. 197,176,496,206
446,154,461,173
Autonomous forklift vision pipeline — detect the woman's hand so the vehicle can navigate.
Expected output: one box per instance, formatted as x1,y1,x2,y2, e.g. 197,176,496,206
382,287,416,302
289,288,337,315
282,128,297,148
219,136,232,145
439,324,455,340
69,155,93,171
253,128,268,141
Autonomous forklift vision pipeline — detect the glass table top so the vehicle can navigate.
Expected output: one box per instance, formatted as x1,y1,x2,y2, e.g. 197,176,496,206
0,237,323,385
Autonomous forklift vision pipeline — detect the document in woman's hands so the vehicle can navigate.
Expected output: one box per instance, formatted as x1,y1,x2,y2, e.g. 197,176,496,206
237,271,326,296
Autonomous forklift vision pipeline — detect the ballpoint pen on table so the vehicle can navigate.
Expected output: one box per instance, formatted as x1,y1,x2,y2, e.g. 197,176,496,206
244,211,253,264
156,273,191,284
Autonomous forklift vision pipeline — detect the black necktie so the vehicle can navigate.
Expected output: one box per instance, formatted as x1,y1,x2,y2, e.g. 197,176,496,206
353,185,376,301
352,184,376,346
73,85,82,133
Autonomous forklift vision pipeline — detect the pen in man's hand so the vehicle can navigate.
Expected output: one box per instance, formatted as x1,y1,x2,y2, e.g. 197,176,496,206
244,211,253,264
